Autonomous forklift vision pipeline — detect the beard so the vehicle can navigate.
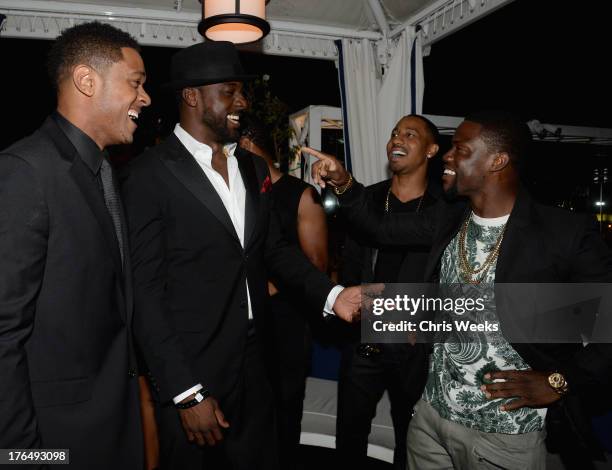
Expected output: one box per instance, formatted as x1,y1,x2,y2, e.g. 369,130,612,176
202,108,239,144
442,181,459,202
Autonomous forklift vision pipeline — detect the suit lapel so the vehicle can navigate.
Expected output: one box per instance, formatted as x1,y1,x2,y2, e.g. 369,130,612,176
43,119,124,279
118,196,133,325
236,148,260,249
425,202,468,281
160,135,241,244
495,189,532,282
42,118,127,320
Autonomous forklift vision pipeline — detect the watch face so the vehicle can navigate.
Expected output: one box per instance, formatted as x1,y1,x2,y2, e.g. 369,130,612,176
549,372,565,388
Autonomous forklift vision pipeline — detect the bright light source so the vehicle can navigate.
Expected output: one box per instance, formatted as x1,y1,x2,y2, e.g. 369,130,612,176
595,201,606,207
199,0,270,44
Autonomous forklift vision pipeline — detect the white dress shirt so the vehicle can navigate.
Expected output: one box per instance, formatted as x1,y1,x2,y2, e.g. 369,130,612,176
174,124,254,319
171,124,342,403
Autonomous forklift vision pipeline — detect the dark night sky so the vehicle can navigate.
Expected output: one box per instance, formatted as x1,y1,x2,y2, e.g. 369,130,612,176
0,38,341,150
419,0,612,208
422,0,610,128
0,0,610,209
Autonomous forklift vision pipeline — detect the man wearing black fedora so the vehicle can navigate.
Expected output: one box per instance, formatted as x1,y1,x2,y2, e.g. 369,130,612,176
121,41,361,469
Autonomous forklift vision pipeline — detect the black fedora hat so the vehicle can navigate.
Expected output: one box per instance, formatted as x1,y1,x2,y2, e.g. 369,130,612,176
163,41,256,90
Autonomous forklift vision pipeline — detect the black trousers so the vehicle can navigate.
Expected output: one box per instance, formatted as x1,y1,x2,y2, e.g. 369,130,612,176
157,334,279,470
336,342,428,470
267,294,313,470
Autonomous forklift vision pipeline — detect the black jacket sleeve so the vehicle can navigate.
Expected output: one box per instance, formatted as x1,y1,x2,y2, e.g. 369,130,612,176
0,154,46,450
262,168,336,313
121,161,199,404
561,217,612,399
338,181,438,247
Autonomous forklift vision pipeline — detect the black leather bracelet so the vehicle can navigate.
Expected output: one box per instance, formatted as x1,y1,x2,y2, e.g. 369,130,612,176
175,389,211,409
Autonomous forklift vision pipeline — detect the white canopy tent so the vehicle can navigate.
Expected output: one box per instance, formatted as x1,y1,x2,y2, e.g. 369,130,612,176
0,0,518,186
289,106,342,181
0,0,513,54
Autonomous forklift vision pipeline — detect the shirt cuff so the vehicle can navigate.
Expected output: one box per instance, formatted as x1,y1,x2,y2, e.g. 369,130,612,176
323,285,344,317
173,384,203,404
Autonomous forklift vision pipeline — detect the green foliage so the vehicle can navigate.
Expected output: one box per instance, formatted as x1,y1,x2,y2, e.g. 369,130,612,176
244,75,297,168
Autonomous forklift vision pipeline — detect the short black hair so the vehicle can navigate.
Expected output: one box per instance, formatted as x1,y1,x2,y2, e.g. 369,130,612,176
465,110,532,168
240,115,275,156
402,114,440,144
47,22,140,90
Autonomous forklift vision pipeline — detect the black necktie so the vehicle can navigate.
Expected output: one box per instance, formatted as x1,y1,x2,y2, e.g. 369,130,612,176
100,157,124,265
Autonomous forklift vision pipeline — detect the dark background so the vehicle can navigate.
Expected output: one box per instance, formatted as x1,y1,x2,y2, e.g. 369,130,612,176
421,0,611,219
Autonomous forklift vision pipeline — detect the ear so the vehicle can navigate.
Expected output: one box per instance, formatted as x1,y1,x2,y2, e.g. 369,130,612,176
72,65,96,97
490,151,511,172
181,87,198,107
426,143,439,159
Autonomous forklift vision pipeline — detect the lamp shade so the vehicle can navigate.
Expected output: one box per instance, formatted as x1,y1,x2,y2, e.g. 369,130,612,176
199,0,270,44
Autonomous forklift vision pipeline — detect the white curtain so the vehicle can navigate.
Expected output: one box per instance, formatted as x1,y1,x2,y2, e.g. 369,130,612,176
338,26,424,187
337,38,384,186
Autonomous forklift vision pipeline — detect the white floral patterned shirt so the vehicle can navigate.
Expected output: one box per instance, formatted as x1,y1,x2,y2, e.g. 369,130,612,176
422,212,546,434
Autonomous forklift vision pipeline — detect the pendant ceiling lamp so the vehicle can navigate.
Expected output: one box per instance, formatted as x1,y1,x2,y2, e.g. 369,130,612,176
198,0,271,44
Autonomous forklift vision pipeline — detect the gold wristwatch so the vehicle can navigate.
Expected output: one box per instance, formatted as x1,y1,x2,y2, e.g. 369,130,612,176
547,372,569,396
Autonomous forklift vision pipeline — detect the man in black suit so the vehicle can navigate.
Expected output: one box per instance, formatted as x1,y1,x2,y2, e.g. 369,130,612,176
121,41,360,470
307,110,612,469
0,22,151,468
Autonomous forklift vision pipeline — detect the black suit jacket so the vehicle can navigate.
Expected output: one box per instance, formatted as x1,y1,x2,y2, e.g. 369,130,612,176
0,117,142,469
339,182,612,457
120,134,334,409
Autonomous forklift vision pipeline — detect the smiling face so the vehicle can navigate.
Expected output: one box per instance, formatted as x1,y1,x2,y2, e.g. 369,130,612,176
442,120,495,197
386,116,437,176
94,47,151,147
196,81,248,144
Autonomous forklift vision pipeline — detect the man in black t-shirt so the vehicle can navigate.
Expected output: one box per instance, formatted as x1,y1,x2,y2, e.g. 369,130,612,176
336,115,440,469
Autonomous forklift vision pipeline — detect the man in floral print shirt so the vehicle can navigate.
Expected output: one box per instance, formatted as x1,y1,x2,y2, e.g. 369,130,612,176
306,110,612,469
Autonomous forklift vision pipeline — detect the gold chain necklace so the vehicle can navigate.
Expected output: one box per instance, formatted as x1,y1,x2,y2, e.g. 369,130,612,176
385,187,424,213
458,213,507,285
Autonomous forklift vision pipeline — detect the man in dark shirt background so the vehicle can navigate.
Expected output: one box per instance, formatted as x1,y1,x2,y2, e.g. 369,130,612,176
336,115,440,469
